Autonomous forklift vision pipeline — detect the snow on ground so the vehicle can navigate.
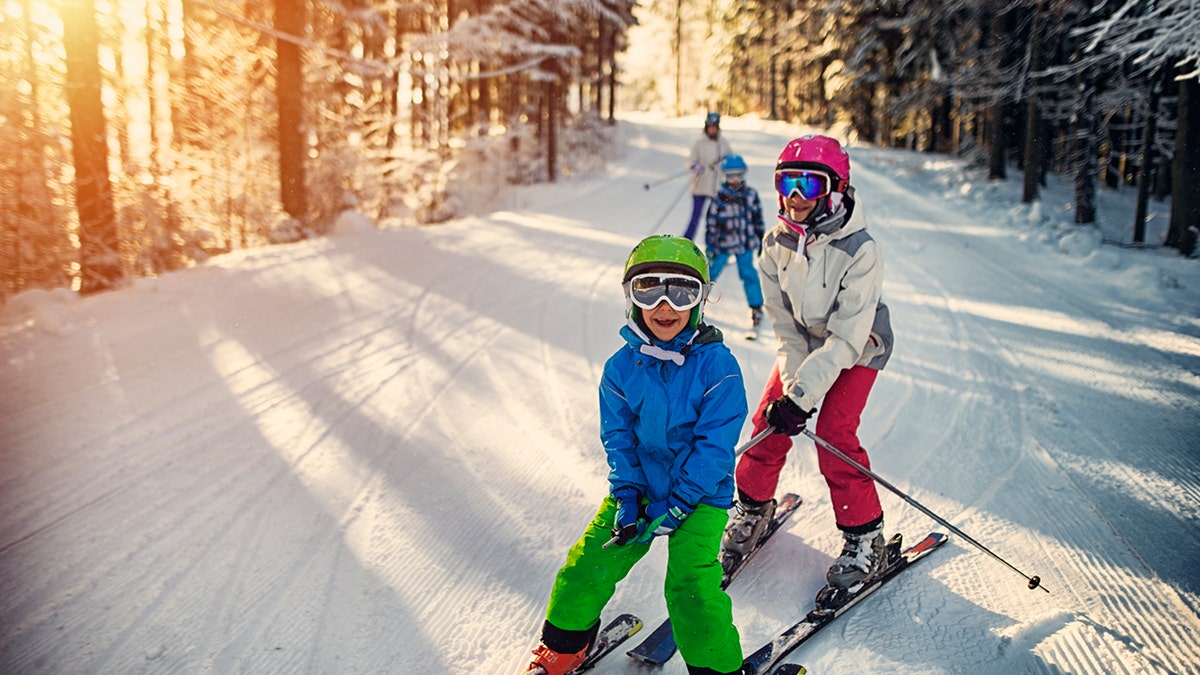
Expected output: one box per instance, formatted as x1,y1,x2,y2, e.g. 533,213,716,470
2,113,1198,675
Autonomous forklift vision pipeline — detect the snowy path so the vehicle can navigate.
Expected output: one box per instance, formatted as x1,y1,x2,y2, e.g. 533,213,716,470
1,115,1198,674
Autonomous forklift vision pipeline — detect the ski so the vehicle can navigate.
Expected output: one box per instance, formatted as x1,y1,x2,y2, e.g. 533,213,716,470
770,665,807,675
572,613,642,673
741,531,948,675
626,493,802,665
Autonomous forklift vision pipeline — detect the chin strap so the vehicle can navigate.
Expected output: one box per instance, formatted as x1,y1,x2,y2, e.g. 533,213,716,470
627,318,695,366
639,344,685,366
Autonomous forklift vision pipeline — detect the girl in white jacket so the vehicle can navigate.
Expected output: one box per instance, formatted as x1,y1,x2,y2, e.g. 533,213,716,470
722,135,895,592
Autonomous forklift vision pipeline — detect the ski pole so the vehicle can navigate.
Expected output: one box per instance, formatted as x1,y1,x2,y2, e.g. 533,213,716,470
643,168,692,190
800,428,1049,593
736,427,773,457
649,181,692,233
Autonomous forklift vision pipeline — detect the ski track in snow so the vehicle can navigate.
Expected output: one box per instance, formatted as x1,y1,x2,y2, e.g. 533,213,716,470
1,115,1198,675
854,156,1200,674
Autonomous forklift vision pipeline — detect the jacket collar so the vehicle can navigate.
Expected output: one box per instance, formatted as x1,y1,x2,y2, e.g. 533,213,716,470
621,321,723,366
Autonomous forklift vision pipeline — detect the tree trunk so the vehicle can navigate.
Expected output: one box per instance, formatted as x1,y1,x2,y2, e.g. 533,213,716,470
674,0,682,117
545,79,558,182
606,34,618,124
1073,70,1098,225
988,105,1006,179
276,0,307,221
1022,94,1041,200
1133,69,1162,245
60,0,120,294
1021,6,1045,203
1167,76,1199,256
929,94,952,153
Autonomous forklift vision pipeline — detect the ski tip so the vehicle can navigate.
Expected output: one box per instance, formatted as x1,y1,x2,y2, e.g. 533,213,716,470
780,492,802,506
908,531,948,552
771,665,807,675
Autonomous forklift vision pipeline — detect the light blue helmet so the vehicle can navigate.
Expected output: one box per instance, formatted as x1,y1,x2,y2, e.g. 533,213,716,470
721,155,747,172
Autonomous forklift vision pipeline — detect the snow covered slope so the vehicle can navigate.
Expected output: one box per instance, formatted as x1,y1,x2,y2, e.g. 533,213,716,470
2,114,1198,674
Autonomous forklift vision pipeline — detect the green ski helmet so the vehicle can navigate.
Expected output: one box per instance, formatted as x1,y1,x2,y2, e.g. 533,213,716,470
622,234,711,330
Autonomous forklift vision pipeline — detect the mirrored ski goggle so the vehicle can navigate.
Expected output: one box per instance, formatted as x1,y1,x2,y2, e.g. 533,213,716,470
626,273,706,311
724,171,746,182
775,169,833,200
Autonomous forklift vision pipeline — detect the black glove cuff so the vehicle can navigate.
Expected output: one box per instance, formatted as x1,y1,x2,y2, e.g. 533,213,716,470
778,395,804,416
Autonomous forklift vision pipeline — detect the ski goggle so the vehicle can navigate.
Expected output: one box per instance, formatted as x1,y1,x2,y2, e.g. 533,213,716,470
724,171,746,182
775,169,833,200
626,273,706,311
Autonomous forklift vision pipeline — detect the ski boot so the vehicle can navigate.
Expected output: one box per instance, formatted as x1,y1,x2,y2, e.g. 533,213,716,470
745,306,765,340
524,643,589,675
721,495,776,564
524,620,597,675
826,522,886,590
812,522,887,611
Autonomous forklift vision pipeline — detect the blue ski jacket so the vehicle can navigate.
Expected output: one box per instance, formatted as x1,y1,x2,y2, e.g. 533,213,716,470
600,322,747,510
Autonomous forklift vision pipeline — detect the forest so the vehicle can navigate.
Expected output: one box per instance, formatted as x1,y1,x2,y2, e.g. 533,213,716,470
2,0,1197,299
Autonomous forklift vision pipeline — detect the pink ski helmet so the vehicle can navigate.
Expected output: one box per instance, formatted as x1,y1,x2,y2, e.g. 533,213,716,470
775,135,851,192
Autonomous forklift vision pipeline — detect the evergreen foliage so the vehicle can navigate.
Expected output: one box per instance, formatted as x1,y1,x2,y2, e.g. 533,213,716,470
2,0,1195,300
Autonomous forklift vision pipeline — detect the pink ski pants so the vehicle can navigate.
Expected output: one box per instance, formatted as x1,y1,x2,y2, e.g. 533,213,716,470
736,362,883,529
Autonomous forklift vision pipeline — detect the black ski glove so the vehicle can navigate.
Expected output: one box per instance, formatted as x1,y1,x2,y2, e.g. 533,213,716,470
765,395,813,436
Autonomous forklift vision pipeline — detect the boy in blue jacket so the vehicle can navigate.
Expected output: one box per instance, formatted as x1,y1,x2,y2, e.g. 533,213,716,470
524,235,748,675
704,155,766,335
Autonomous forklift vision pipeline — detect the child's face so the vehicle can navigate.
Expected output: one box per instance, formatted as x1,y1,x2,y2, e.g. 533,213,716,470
784,192,818,223
642,300,690,341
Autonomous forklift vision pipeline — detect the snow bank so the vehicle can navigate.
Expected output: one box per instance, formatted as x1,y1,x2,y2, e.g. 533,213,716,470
0,287,78,335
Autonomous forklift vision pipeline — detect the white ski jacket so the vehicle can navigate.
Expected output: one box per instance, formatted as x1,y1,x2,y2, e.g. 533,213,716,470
686,133,733,198
758,207,894,412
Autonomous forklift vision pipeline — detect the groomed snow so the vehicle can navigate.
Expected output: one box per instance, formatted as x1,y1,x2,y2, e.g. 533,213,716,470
2,113,1198,674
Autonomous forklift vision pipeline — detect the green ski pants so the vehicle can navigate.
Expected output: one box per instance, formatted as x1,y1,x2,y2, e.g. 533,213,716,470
544,495,743,672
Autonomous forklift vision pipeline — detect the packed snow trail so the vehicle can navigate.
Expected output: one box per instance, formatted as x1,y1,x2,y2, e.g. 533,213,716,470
1,114,1197,674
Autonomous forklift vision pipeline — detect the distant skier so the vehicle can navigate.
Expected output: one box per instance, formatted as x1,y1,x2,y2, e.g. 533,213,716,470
524,234,747,675
704,154,766,337
683,112,733,242
722,135,895,593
